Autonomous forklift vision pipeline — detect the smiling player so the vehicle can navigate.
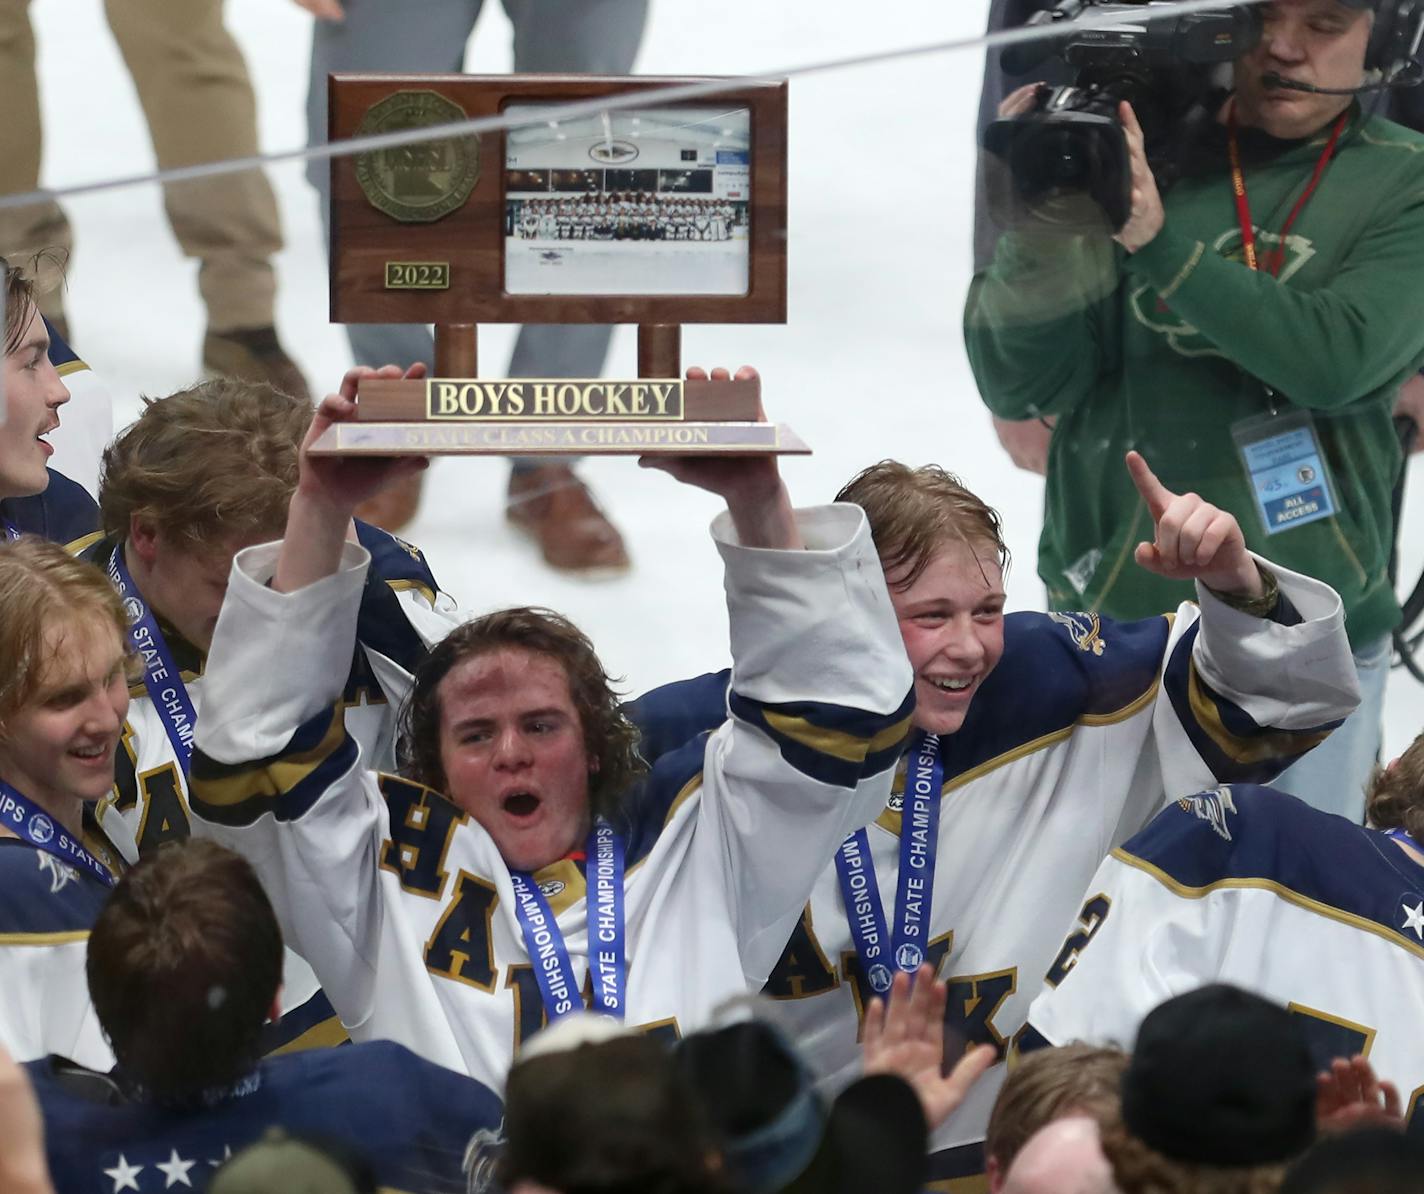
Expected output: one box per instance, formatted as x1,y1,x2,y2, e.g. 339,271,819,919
0,538,132,1069
631,448,1362,1181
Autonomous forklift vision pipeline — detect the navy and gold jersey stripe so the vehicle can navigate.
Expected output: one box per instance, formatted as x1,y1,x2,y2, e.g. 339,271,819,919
1118,784,1424,956
263,986,350,1055
934,611,1170,786
728,686,915,789
190,704,357,827
925,1140,988,1194
1162,624,1341,783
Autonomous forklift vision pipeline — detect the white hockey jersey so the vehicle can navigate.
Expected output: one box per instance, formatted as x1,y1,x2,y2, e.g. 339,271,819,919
188,505,915,1094
678,564,1354,1191
1025,784,1424,1137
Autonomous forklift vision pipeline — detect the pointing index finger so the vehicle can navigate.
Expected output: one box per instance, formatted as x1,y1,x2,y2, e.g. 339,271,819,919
1126,450,1173,519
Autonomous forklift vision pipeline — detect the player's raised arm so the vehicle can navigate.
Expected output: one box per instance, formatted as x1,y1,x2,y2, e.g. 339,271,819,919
642,371,915,984
274,364,430,594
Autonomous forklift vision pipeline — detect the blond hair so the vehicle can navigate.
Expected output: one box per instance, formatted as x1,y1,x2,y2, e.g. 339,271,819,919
836,460,1009,589
986,1045,1129,1175
0,537,130,725
99,379,312,549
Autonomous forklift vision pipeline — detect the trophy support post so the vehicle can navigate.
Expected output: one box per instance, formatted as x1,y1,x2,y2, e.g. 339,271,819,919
435,323,477,377
638,324,681,380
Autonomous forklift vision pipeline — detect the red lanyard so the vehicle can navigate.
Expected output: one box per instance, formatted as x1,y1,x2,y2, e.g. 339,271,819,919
1227,102,1348,276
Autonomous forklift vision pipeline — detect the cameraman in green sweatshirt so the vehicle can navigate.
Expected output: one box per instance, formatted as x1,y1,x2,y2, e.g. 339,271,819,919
966,0,1424,821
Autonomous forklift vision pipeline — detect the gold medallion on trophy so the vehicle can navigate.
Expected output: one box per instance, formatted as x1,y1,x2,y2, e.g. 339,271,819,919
354,90,480,224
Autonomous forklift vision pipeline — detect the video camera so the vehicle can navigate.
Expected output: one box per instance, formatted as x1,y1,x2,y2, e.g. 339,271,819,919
982,0,1260,233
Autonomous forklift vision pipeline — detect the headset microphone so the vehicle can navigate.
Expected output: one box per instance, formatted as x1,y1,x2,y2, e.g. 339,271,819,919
1260,70,1403,94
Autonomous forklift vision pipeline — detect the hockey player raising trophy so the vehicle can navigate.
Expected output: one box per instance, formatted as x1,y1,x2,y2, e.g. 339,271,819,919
188,363,915,1092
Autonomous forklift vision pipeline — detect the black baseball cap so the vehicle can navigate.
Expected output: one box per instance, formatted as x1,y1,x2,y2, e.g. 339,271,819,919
1121,984,1317,1168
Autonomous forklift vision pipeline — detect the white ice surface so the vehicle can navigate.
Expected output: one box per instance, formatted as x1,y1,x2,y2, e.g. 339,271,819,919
25,0,1423,755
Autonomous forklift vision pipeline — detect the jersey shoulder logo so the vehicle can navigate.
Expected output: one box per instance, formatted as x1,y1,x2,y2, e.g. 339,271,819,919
1048,611,1107,656
1178,785,1239,841
36,851,78,895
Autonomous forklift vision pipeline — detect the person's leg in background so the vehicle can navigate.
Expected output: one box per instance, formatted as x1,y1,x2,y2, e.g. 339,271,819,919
306,0,478,534
306,0,478,377
0,0,74,330
104,0,309,399
1271,635,1393,822
499,0,649,574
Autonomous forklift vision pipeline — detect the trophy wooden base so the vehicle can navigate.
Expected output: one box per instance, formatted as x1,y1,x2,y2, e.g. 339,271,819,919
307,420,810,456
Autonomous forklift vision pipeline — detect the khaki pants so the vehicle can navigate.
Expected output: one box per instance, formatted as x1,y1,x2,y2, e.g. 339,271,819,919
0,0,282,331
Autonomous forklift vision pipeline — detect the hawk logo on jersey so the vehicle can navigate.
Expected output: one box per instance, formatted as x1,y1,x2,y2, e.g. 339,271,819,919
537,879,566,898
465,1126,506,1193
28,812,54,844
1048,611,1106,656
886,791,905,813
36,851,78,895
1179,786,1238,841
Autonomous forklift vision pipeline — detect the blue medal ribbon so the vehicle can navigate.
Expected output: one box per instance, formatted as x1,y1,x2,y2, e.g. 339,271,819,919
835,829,895,995
834,730,944,993
509,817,626,1023
1388,828,1421,851
106,546,197,773
587,819,626,1017
0,779,117,886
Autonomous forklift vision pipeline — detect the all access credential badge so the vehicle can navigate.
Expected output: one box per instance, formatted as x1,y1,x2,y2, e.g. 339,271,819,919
354,90,480,223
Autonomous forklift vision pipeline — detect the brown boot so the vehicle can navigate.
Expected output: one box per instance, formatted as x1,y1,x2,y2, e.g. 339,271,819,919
203,325,312,402
355,470,426,534
507,464,630,576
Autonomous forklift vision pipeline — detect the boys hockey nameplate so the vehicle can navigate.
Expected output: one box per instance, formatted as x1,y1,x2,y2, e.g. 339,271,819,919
307,375,809,456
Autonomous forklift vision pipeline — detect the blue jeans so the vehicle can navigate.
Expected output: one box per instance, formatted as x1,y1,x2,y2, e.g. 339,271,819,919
306,0,648,474
1272,635,1391,823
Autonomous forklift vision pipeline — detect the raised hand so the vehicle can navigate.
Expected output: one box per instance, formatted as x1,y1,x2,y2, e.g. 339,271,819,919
275,364,429,594
639,366,802,550
1127,450,1262,598
1113,103,1165,253
296,364,430,516
1316,1055,1404,1133
862,965,997,1131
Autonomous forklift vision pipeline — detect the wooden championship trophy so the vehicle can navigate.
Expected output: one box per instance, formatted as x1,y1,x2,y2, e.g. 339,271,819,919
312,74,798,458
